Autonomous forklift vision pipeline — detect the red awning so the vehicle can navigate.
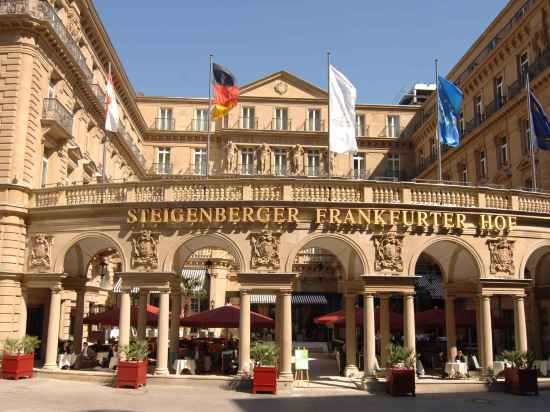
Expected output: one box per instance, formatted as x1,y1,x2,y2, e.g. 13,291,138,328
314,307,403,330
83,305,159,327
180,304,274,329
415,308,510,329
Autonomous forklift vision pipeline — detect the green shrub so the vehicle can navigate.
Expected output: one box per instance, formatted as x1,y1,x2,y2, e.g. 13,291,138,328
387,343,415,368
250,342,278,366
120,341,149,361
499,350,535,369
2,336,40,355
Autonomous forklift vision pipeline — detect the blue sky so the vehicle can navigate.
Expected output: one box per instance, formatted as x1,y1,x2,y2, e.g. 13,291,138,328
94,0,509,103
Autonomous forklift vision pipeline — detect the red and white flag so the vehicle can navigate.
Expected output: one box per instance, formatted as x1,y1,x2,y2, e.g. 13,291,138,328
104,73,119,132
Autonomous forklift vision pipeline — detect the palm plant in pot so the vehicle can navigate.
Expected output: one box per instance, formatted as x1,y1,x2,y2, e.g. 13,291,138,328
2,336,40,380
117,341,149,389
386,343,416,396
500,350,538,395
250,342,279,394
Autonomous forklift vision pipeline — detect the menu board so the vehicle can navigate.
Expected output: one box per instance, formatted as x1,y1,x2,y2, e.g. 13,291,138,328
294,348,309,371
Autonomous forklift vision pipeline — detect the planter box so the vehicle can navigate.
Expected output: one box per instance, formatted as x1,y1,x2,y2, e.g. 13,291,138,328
252,366,277,394
116,360,147,389
504,368,538,395
386,368,415,396
1,353,34,380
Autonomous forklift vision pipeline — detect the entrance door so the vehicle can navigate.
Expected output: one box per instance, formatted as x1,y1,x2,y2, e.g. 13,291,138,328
27,305,45,360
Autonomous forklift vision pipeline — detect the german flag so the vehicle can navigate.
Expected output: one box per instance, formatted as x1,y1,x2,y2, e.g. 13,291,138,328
212,63,238,119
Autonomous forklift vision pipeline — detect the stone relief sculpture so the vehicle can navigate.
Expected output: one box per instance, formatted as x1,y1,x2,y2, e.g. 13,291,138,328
67,7,82,42
30,234,53,270
487,238,515,275
130,230,160,270
259,143,271,175
250,230,281,269
225,140,238,174
373,233,404,272
291,144,304,175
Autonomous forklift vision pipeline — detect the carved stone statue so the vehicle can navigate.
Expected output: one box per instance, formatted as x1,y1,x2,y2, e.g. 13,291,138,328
30,234,53,270
259,143,271,175
250,230,281,269
130,230,160,270
373,233,404,272
67,7,82,42
225,140,238,174
487,238,515,275
292,144,304,175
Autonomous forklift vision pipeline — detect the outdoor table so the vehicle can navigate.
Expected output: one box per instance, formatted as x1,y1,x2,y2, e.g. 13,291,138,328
173,358,197,375
58,353,77,369
444,361,468,378
534,360,549,376
493,360,511,376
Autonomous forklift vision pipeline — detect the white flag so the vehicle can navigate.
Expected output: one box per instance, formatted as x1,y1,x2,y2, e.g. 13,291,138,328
329,65,357,153
104,73,119,133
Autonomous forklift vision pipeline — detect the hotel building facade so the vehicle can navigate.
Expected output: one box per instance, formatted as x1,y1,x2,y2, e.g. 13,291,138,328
0,0,549,384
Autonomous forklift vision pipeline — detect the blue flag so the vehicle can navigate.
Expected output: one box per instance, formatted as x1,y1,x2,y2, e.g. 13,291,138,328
437,76,463,148
529,89,550,150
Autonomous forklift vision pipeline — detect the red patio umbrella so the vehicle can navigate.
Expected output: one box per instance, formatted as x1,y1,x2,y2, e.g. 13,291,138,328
83,305,159,327
415,307,510,330
314,307,403,330
179,304,274,329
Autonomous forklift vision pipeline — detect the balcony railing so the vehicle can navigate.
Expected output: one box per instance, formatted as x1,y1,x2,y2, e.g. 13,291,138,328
42,97,73,136
271,118,292,131
151,118,176,131
149,163,173,175
305,119,325,132
356,125,369,137
117,123,146,168
191,118,209,132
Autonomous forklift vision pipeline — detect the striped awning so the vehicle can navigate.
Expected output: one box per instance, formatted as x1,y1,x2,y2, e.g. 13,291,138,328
112,278,140,294
181,268,206,292
250,294,328,305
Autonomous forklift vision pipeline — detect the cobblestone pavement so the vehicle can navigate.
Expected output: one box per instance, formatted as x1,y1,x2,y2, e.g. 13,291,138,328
0,378,548,412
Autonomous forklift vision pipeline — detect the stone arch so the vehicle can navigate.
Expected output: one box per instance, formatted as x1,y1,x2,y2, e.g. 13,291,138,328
407,236,485,283
519,240,550,284
53,232,127,275
284,233,369,279
163,233,246,273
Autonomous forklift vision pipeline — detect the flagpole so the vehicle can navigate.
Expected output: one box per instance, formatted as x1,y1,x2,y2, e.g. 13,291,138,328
527,73,537,191
327,51,331,180
102,63,111,184
207,54,213,179
435,59,442,183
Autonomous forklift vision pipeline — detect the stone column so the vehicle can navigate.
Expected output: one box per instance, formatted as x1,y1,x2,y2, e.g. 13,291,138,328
210,263,229,308
344,293,359,377
18,285,27,338
445,295,457,361
155,290,170,375
73,290,86,353
137,291,148,341
403,293,416,356
527,290,543,358
118,291,131,348
363,293,376,377
43,287,62,370
379,294,391,368
58,299,66,341
170,289,182,356
238,290,251,375
475,296,484,367
513,295,528,352
279,291,293,382
275,293,281,348
480,295,493,372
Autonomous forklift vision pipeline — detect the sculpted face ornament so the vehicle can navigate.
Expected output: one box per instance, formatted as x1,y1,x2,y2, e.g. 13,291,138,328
274,81,288,95
30,234,53,271
250,230,281,270
373,233,404,272
487,238,515,275
130,230,159,270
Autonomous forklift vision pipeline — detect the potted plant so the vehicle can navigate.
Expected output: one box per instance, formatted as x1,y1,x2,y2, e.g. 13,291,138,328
385,344,416,396
2,336,40,380
117,341,149,389
250,342,279,394
500,350,538,395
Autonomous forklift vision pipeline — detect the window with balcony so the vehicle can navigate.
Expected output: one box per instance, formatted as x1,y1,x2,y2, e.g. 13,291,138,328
241,148,255,175
478,149,487,179
157,108,173,130
47,80,56,99
194,148,207,176
459,162,468,184
242,106,256,129
494,76,505,108
307,109,322,131
157,147,171,174
474,95,483,125
353,153,366,179
274,149,287,176
194,109,208,131
386,115,400,137
497,136,509,167
306,150,320,177
273,107,289,131
521,118,532,156
356,114,366,136
518,52,529,85
386,153,400,179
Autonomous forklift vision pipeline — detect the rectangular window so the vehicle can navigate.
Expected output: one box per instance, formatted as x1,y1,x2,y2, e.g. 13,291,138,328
219,114,229,129
157,147,171,174
47,80,55,99
386,115,400,137
273,107,289,131
460,163,468,184
307,109,322,131
157,108,173,130
242,106,256,129
353,153,366,179
386,153,400,179
41,154,48,188
494,76,504,109
194,109,208,131
274,149,287,176
498,136,509,167
306,150,320,177
430,138,437,160
194,148,207,176
479,150,487,179
356,114,366,136
519,52,529,85
241,148,255,175
521,118,532,155
418,150,425,170
474,95,483,125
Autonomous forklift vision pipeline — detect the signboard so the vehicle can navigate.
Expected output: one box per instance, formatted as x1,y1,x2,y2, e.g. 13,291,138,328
294,348,309,371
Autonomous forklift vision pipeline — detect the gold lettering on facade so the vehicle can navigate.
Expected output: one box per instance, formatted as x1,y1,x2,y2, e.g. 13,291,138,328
215,208,226,222
150,208,162,223
329,209,341,224
187,208,198,223
288,208,299,223
374,209,386,225
127,209,138,224
171,208,184,223
316,208,327,224
229,207,241,223
242,207,254,223
273,207,285,223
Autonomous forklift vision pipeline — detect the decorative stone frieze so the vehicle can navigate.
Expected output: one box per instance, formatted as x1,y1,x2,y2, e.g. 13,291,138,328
487,238,515,275
373,233,404,272
250,230,281,270
30,234,53,271
130,230,160,270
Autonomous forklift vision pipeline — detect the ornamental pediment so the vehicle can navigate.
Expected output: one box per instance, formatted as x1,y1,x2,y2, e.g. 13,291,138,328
239,71,327,100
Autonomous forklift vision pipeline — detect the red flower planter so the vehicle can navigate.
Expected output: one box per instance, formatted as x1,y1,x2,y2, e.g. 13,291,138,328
116,360,147,389
252,366,277,394
1,353,34,380
386,368,415,396
504,368,538,395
